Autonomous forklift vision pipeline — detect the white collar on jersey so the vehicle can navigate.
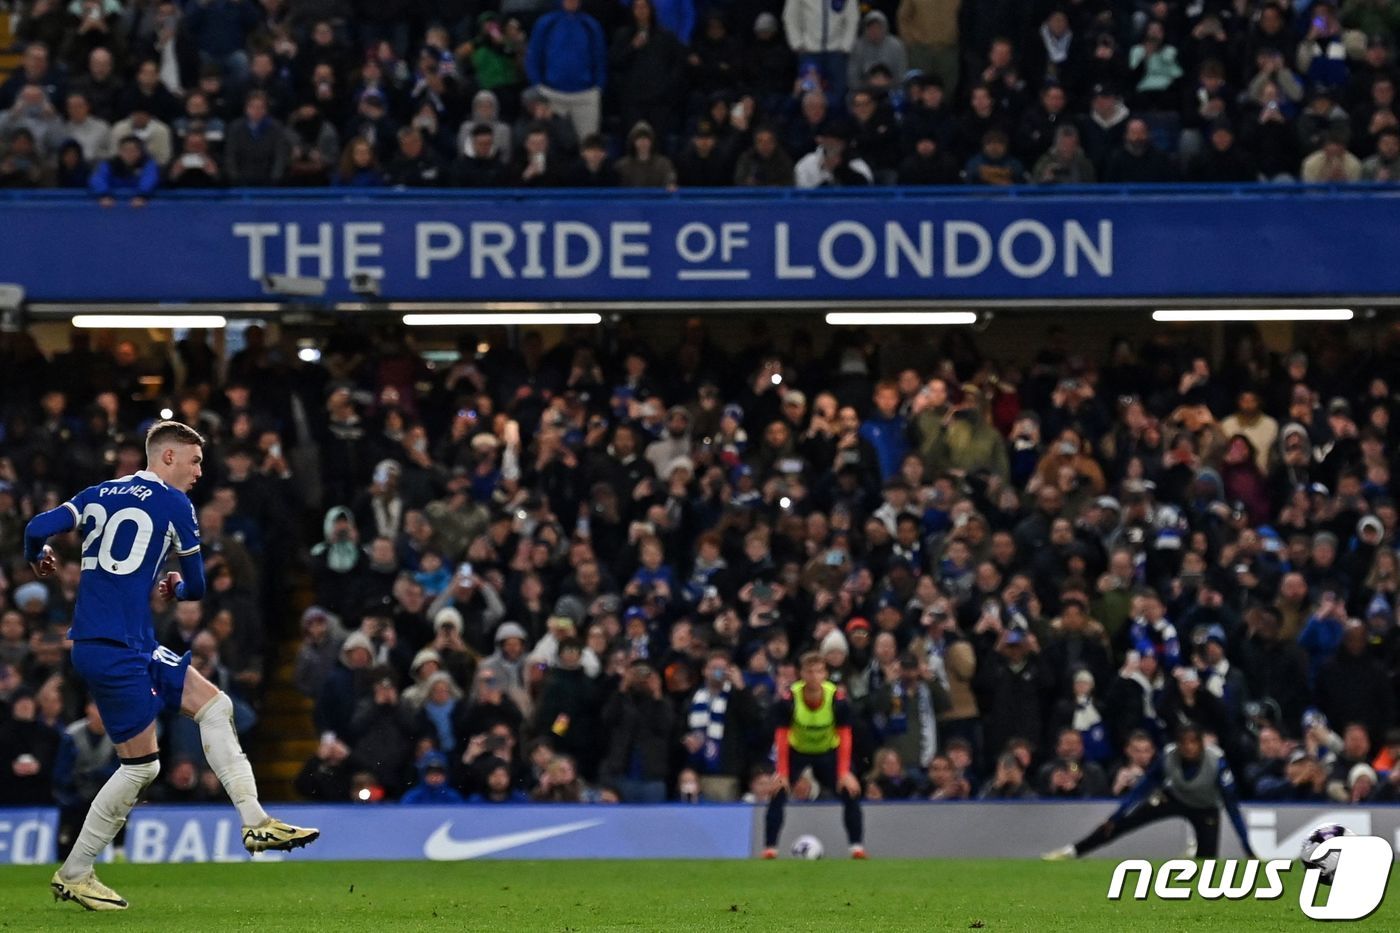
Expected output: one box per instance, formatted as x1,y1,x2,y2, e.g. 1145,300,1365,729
125,470,168,487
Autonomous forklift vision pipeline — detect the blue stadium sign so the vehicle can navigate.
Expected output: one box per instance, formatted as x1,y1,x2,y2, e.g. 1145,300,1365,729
1,187,1398,304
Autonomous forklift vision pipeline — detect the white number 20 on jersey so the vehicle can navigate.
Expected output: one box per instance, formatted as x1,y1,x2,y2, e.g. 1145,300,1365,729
79,502,155,575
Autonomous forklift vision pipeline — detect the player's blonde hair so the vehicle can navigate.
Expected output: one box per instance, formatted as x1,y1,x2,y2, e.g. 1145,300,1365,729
145,420,205,457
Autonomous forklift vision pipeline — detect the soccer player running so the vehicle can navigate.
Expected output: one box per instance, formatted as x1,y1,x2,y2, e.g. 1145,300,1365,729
26,422,318,911
1043,724,1255,861
762,652,866,859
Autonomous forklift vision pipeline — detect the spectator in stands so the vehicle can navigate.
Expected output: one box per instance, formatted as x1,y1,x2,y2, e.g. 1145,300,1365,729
1317,621,1396,747
675,121,732,187
89,134,159,205
385,127,445,187
864,747,920,800
964,128,1026,185
121,58,181,123
111,104,173,167
0,128,48,187
334,137,385,187
52,700,117,861
615,121,677,188
54,93,111,165
526,0,608,140
282,112,336,185
510,123,565,187
0,86,62,158
166,125,222,187
0,42,63,111
401,750,466,804
1298,2,1350,90
610,0,686,141
1302,123,1364,182
294,733,357,802
185,0,259,83
1187,120,1258,182
1128,20,1182,112
848,12,906,95
784,0,860,103
223,90,287,185
926,752,971,799
794,118,872,187
1362,126,1400,179
295,607,346,702
898,0,960,94
1032,124,1095,184
600,660,673,801
897,131,959,184
349,669,415,797
0,689,59,805
848,86,900,183
1078,83,1130,170
1017,81,1071,165
734,124,794,186
1103,117,1178,183
453,122,509,187
978,751,1035,799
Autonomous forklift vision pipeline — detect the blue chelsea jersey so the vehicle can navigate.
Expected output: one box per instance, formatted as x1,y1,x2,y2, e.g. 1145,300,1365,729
64,470,201,649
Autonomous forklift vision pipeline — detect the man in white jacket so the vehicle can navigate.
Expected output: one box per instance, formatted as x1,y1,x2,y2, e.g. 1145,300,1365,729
783,0,859,103
794,118,874,188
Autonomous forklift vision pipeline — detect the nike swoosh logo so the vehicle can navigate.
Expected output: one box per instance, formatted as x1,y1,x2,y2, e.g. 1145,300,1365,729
423,819,604,861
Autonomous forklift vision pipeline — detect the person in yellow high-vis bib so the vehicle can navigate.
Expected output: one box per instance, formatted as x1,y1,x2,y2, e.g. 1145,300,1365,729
762,652,866,859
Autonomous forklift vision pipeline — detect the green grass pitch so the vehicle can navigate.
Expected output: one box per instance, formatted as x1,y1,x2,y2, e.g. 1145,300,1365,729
0,859,1393,931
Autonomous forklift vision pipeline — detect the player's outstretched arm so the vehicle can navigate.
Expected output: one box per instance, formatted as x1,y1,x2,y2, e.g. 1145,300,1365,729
1112,756,1165,818
24,505,76,573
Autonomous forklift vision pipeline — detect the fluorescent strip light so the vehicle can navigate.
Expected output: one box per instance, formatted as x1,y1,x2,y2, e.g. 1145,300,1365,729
72,315,228,329
402,313,603,326
1152,309,1353,323
825,311,977,326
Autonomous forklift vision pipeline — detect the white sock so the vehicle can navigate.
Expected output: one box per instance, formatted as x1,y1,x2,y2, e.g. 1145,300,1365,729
60,758,160,881
195,693,268,827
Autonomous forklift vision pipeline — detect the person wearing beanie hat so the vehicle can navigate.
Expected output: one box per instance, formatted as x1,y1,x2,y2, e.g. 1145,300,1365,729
1345,762,1379,802
480,621,530,698
847,10,907,95
294,606,347,701
433,606,465,632
400,649,446,710
400,747,466,805
14,581,50,613
820,625,849,654
762,652,866,859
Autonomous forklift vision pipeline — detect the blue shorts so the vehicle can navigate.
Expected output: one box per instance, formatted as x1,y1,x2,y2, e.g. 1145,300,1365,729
71,639,191,745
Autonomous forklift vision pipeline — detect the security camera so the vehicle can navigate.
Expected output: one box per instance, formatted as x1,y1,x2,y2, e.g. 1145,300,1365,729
0,284,24,312
261,274,326,298
350,273,382,298
0,284,24,333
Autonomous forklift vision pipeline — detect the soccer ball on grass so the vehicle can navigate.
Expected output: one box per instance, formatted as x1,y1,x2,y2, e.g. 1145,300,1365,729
1300,823,1355,886
791,835,825,860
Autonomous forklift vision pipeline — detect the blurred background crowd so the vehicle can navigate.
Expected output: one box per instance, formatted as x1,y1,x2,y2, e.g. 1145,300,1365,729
4,0,1400,196
1,316,1399,832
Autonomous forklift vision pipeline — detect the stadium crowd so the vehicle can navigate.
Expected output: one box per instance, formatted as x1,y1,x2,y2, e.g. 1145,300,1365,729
3,0,1400,194
1,318,1399,820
